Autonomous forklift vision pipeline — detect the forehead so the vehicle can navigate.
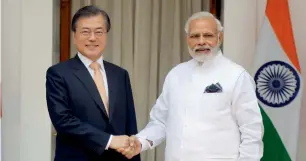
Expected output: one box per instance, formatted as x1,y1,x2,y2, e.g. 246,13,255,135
76,14,106,29
188,17,217,33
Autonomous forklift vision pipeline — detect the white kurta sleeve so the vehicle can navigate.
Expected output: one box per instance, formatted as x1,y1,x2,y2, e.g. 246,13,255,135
136,75,170,151
232,71,264,161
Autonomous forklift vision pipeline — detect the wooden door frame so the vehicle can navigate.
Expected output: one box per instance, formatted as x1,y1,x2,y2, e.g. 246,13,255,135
210,0,222,20
59,0,221,62
60,0,71,62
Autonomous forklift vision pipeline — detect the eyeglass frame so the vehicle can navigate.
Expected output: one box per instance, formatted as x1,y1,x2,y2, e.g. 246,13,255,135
187,31,221,41
77,28,108,38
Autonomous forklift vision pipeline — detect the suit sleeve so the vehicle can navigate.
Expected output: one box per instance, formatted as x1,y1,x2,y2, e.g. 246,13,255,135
136,73,170,151
124,70,141,161
46,67,110,155
232,71,264,161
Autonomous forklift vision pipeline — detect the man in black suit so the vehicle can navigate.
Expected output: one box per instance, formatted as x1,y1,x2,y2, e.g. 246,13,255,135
46,5,140,161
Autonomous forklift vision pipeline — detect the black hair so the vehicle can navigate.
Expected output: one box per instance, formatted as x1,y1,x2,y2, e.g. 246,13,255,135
71,5,111,32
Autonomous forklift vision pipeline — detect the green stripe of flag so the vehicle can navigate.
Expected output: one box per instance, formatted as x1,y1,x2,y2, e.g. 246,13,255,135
259,104,291,161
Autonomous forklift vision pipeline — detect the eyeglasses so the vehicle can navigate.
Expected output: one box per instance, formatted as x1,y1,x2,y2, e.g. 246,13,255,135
188,32,219,41
79,30,107,38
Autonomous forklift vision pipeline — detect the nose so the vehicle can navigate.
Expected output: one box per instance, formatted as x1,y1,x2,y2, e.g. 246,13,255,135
88,32,96,41
197,35,206,46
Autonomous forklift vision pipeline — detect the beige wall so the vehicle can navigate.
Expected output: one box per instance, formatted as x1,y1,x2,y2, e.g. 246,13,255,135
0,0,2,160
223,1,257,71
0,0,1,82
223,1,306,160
2,0,54,160
290,1,306,160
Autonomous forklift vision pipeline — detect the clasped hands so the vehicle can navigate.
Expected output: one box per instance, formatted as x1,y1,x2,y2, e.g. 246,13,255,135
109,135,141,159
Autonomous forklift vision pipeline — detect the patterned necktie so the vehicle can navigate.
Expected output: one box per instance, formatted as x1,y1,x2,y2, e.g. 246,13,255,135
89,62,109,115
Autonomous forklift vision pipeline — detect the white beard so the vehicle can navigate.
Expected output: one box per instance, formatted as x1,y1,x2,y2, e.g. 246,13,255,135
189,44,220,63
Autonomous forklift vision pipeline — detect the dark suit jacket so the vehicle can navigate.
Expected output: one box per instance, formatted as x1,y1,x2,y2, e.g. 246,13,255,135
46,55,141,161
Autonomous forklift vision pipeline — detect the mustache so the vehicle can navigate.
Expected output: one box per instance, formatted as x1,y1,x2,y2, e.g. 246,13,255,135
193,45,212,51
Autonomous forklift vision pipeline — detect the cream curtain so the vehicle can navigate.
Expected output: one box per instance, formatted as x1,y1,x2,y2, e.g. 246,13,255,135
70,1,211,160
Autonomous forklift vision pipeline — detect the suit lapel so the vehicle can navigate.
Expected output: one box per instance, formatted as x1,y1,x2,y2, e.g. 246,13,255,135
104,62,118,122
70,55,109,118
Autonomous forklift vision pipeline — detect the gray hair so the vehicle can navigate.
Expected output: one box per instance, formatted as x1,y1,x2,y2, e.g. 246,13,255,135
184,12,223,33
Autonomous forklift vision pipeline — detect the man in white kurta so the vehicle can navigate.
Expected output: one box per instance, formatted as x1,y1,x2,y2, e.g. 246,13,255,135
121,11,263,161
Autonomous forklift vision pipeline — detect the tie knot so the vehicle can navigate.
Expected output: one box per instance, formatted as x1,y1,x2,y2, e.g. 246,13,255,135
89,62,101,71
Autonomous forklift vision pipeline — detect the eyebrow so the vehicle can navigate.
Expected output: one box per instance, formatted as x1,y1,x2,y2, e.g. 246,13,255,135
80,27,104,30
190,31,214,34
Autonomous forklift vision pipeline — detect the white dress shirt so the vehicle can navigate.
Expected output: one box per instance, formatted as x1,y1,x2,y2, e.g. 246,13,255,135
137,51,264,161
77,52,112,150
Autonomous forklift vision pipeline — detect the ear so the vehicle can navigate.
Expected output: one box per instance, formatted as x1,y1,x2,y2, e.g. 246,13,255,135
186,33,192,45
186,33,189,42
216,31,224,46
218,31,224,44
72,32,76,44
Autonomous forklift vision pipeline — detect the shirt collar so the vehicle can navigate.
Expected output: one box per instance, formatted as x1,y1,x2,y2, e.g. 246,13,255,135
77,52,105,72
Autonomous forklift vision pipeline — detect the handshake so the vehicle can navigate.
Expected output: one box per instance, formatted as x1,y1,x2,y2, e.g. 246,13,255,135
109,135,141,159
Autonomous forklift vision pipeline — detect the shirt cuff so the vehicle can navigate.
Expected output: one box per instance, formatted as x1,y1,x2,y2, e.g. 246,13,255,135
137,137,153,152
105,135,112,150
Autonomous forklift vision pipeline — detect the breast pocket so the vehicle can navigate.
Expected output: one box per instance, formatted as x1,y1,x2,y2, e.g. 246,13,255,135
196,92,232,121
201,92,230,109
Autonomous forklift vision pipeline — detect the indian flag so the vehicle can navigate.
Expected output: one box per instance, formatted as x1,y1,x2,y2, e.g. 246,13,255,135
252,0,302,161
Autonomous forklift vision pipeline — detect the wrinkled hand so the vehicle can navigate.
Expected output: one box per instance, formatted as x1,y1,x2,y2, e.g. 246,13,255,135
117,135,141,159
109,135,130,150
